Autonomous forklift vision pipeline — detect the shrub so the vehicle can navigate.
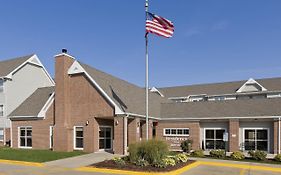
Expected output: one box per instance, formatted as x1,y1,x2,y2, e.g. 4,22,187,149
180,140,193,153
128,139,169,165
174,153,188,163
191,150,205,157
230,151,245,160
248,150,267,161
154,160,166,168
209,150,225,158
163,157,176,167
274,154,281,162
135,158,149,167
112,157,125,166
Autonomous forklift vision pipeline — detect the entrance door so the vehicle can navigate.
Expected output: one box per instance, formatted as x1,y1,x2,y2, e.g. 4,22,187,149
205,129,226,150
99,126,112,150
244,128,269,152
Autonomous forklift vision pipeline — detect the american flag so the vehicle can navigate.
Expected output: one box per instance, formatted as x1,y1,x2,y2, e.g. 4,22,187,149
146,12,174,38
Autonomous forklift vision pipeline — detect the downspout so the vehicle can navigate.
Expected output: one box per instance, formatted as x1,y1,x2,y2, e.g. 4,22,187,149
124,115,128,155
278,117,281,154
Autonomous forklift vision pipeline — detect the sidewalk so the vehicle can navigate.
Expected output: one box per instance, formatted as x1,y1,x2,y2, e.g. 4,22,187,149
44,151,120,168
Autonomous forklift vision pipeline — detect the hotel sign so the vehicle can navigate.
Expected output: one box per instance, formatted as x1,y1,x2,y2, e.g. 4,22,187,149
165,136,189,149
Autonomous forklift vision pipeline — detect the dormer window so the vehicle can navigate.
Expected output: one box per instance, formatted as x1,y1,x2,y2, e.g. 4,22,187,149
236,78,267,93
214,96,225,101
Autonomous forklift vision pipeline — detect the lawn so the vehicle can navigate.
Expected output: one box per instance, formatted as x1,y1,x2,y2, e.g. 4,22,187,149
0,147,86,162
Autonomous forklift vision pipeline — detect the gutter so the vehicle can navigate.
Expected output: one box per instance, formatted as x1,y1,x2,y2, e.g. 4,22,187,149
279,117,281,154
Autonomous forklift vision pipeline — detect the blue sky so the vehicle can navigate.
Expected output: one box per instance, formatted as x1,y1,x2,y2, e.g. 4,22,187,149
0,0,281,87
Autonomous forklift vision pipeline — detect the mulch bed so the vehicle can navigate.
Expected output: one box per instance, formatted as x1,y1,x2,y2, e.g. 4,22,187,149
90,159,195,172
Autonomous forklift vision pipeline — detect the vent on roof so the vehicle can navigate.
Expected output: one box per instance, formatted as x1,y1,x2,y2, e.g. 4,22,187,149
62,48,67,53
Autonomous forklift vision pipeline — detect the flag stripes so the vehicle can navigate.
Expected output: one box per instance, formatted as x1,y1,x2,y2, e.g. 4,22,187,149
146,13,174,38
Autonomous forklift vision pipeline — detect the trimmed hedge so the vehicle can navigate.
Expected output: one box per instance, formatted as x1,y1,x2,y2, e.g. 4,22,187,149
209,150,225,158
230,151,245,160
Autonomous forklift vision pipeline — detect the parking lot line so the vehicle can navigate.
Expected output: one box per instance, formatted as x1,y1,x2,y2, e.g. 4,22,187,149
199,161,281,173
239,169,246,175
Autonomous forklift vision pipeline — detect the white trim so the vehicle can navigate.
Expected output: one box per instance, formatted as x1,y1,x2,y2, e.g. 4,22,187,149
163,128,189,137
73,126,84,150
150,87,164,97
38,92,55,118
54,53,76,60
203,128,227,150
10,122,13,147
99,125,113,151
68,61,124,115
125,112,158,120
6,55,55,85
18,126,32,149
237,78,267,93
49,126,53,149
124,115,128,154
242,127,270,152
0,128,4,142
159,116,281,121
278,117,281,154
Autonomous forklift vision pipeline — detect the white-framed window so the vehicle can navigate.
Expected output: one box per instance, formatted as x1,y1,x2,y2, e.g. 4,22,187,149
74,126,84,150
19,127,32,148
0,128,4,141
243,128,269,152
0,105,3,116
204,128,226,150
163,128,189,136
214,96,226,101
0,79,3,92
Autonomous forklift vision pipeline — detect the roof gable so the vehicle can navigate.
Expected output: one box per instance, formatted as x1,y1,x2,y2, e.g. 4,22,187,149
236,78,267,93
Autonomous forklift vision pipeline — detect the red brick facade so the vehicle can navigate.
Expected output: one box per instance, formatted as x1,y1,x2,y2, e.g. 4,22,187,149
228,119,239,152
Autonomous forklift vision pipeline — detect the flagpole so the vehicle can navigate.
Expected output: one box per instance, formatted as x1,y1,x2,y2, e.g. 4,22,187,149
145,0,149,141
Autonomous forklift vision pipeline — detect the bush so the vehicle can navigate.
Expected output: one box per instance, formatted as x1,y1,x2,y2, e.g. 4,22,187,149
135,158,149,167
248,150,267,161
191,150,205,157
128,139,169,165
112,157,125,166
209,150,225,158
230,151,245,160
174,153,188,163
163,157,176,167
274,154,281,162
180,140,193,153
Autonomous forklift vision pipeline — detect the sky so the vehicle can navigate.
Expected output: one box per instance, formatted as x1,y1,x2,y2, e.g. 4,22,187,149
0,0,281,88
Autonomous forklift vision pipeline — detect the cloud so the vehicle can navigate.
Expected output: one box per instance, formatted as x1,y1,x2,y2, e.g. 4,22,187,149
184,28,201,37
211,20,229,31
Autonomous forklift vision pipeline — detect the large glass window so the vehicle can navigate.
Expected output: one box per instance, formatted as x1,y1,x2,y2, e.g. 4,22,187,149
99,127,112,150
205,129,225,150
164,128,189,136
244,129,268,152
0,105,3,116
19,127,32,148
74,126,83,150
0,129,3,141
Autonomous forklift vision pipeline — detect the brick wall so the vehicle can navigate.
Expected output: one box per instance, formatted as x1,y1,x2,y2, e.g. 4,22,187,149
273,120,281,154
229,119,239,152
113,116,124,154
11,103,54,149
156,121,200,151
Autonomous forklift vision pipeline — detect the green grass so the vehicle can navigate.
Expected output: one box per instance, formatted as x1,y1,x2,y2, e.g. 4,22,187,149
0,147,86,163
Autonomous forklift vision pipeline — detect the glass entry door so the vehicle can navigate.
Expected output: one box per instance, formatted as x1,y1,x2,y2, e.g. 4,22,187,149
99,126,112,150
205,129,225,150
244,129,268,152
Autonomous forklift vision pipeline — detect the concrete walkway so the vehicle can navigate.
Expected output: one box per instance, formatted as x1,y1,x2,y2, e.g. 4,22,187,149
44,151,120,168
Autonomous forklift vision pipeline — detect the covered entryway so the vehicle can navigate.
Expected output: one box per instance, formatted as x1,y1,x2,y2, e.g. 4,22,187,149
99,126,112,150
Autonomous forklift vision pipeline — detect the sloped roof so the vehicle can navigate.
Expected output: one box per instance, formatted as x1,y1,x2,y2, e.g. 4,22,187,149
0,54,34,78
161,97,281,119
9,86,54,117
159,77,281,98
80,63,169,117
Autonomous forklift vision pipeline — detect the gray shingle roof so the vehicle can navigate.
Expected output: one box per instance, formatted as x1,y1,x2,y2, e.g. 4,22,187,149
161,97,281,119
0,54,34,78
9,86,54,117
158,77,281,97
80,63,169,117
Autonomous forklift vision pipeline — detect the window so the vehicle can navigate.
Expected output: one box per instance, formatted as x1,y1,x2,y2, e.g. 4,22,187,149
0,129,3,141
0,105,3,116
49,126,54,149
244,129,268,152
19,127,32,148
214,96,226,101
205,129,225,150
74,126,83,150
163,128,189,136
0,79,3,92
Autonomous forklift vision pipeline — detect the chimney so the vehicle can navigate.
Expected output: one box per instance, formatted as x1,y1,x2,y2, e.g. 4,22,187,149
53,49,75,152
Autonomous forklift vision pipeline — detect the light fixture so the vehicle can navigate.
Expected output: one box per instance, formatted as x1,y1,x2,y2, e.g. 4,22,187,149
85,120,89,126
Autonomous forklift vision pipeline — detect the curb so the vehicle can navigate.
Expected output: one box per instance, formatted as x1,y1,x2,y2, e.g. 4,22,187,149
0,159,44,167
75,161,201,175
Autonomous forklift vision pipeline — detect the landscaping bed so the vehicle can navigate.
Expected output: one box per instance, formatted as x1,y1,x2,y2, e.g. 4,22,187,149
91,159,195,172
0,147,86,162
